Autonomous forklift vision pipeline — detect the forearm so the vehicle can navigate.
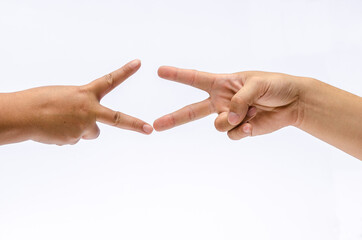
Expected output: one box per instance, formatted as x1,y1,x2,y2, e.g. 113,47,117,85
296,78,362,159
0,92,33,145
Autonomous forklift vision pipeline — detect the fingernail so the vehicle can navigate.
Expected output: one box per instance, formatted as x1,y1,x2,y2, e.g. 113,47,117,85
129,59,140,68
247,106,257,117
143,124,153,134
243,125,251,134
228,112,240,125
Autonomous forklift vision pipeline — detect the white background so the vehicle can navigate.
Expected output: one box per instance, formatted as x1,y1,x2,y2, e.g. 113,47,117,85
0,0,362,239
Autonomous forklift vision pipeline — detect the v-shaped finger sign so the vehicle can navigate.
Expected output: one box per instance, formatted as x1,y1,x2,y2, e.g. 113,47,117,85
85,59,153,136
18,59,154,146
153,66,256,132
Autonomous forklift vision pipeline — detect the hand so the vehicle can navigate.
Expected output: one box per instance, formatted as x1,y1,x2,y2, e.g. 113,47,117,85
15,59,153,145
153,67,302,140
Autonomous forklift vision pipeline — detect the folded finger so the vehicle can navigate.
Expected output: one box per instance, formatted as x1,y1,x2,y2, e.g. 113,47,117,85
82,124,101,140
214,112,233,132
215,107,258,132
227,122,253,140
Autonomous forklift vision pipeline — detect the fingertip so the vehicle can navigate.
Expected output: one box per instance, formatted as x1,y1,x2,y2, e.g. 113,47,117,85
142,124,153,135
242,123,252,135
157,66,166,77
152,119,164,132
158,66,174,79
153,116,173,132
129,59,141,69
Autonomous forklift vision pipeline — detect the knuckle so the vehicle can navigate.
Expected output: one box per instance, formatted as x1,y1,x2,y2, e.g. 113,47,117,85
85,127,100,140
131,120,138,130
113,111,122,126
174,68,179,80
238,72,250,83
231,94,245,105
78,85,92,95
122,64,132,75
189,70,198,87
221,74,239,89
77,93,97,113
131,119,143,131
105,73,114,89
67,135,80,143
70,138,80,145
187,106,196,121
250,75,262,83
74,123,87,135
220,79,231,89
168,114,176,128
208,100,216,114
95,128,101,139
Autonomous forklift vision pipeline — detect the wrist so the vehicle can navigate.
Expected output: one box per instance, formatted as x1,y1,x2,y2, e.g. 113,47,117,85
291,76,317,129
0,92,35,144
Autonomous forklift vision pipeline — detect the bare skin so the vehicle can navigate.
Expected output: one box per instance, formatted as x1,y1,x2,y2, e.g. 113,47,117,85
0,59,153,146
153,66,362,160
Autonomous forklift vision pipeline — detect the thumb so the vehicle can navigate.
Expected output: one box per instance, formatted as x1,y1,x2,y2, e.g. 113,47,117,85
228,80,262,125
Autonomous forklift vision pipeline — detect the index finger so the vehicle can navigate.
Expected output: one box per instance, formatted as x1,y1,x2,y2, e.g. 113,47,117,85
158,66,216,93
88,59,141,100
